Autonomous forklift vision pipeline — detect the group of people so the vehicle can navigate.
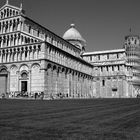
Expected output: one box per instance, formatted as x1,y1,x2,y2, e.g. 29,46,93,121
2,92,140,99
137,94,140,98
34,92,44,100
1,91,45,100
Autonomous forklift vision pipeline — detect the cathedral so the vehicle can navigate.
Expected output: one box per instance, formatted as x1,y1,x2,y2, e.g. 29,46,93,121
0,1,140,99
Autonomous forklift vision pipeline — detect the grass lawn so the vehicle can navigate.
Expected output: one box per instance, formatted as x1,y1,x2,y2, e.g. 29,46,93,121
0,98,140,140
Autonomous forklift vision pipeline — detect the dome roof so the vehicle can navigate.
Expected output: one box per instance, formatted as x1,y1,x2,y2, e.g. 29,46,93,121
63,24,86,43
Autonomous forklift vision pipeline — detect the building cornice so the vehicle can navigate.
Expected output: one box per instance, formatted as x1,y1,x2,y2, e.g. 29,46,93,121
83,49,125,56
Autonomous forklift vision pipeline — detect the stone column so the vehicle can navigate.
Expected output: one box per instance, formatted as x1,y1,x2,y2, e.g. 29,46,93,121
65,70,69,98
16,71,20,92
15,35,18,46
72,71,75,98
18,34,21,45
18,50,21,61
13,21,15,32
8,21,10,32
7,36,9,47
53,68,58,97
28,70,31,95
0,24,2,34
3,23,5,34
5,51,8,62
10,21,12,32
79,74,82,98
11,35,14,46
2,53,4,63
5,36,7,47
0,51,2,63
14,50,17,62
34,49,37,59
17,20,20,31
8,51,11,62
6,50,9,63
60,69,64,96
1,38,3,48
21,21,24,31
84,77,87,98
47,67,52,98
83,76,86,98
61,69,65,97
122,76,126,97
1,24,4,34
0,40,1,48
51,67,55,97
8,36,11,46
58,68,62,96
27,49,30,61
22,48,25,61
3,37,5,48
77,74,80,98
5,22,8,33
74,72,77,98
32,50,35,60
7,71,10,93
69,71,72,98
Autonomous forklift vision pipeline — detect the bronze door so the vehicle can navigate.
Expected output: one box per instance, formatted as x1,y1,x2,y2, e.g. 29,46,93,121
0,75,7,96
21,81,27,92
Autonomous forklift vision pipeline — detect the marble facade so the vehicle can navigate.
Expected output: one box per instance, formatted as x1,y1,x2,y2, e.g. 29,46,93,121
0,1,139,99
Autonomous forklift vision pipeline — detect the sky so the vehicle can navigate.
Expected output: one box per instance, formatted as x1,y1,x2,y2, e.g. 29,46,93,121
1,0,140,52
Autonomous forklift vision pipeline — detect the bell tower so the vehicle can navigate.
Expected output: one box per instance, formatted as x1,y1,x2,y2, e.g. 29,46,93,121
124,33,140,95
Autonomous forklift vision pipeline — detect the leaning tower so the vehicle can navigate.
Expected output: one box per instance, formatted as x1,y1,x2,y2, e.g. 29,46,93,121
124,34,140,95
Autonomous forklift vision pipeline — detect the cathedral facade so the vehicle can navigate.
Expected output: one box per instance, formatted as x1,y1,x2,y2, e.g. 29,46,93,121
0,1,139,99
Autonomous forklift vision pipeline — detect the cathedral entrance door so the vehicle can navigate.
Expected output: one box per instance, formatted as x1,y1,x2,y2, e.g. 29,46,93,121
0,75,7,96
0,68,8,97
21,81,28,93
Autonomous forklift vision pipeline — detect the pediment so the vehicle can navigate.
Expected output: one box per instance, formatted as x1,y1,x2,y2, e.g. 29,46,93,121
0,4,21,19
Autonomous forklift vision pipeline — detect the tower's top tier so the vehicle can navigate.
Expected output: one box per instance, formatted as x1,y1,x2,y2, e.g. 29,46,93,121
124,35,140,46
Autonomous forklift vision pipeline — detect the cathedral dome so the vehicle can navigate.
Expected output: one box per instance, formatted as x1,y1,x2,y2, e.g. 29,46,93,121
63,24,86,43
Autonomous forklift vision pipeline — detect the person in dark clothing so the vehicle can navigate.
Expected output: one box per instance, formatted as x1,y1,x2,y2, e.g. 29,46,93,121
35,93,38,99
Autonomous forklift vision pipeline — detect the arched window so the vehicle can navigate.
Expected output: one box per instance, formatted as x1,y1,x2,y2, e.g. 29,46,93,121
118,66,120,71
4,9,6,17
28,38,30,43
90,56,92,61
102,80,105,86
98,55,100,60
112,66,114,71
106,66,108,71
13,10,15,16
7,9,9,17
37,30,40,37
107,54,109,59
